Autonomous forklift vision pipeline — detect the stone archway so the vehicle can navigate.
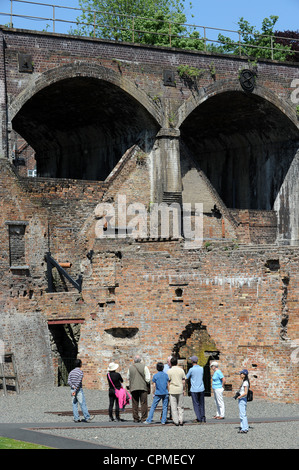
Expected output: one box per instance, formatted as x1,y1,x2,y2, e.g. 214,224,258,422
9,63,162,181
173,321,219,396
9,62,163,126
178,83,299,244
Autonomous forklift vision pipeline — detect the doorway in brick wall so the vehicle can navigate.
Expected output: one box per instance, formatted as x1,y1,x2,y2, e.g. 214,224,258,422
173,322,219,396
48,321,81,386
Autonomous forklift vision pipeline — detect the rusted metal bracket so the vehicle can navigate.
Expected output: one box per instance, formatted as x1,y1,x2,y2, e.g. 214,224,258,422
46,252,82,293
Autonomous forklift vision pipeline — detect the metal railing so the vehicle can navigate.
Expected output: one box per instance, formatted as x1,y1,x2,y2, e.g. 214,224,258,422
0,0,298,60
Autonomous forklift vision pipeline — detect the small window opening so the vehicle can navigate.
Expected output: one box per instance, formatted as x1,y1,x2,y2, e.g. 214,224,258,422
6,221,28,267
175,288,183,297
105,327,139,339
265,259,280,272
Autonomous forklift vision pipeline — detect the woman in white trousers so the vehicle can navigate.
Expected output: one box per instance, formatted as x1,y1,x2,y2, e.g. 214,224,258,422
210,361,225,419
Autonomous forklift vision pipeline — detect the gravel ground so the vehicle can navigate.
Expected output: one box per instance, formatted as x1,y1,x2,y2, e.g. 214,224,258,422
1,387,299,449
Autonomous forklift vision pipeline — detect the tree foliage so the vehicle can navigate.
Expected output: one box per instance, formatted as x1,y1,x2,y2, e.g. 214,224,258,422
217,16,294,61
274,30,299,62
70,4,297,61
71,0,205,51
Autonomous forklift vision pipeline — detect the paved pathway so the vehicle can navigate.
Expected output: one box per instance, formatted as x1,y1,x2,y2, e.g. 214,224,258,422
1,415,298,449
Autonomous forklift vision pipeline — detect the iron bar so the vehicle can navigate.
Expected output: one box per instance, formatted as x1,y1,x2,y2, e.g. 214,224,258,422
46,252,82,293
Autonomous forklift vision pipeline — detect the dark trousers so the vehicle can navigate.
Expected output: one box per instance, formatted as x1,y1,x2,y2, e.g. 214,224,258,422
191,391,206,422
131,390,148,422
109,390,120,419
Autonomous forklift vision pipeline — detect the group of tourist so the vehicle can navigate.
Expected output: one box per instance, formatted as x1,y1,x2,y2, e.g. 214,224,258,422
67,355,250,434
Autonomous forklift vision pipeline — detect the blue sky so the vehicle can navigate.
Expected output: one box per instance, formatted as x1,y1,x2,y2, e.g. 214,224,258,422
0,0,298,37
188,0,299,32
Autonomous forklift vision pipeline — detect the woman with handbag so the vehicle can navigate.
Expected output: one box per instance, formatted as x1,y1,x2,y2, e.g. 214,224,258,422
107,362,124,422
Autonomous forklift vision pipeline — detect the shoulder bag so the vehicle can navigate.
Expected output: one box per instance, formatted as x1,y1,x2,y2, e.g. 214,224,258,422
108,373,131,408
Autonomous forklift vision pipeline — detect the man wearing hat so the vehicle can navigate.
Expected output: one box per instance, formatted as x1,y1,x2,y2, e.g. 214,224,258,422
107,361,124,421
210,361,226,419
186,356,206,423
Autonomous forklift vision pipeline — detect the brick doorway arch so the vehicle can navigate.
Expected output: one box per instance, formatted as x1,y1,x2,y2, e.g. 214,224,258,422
173,321,219,396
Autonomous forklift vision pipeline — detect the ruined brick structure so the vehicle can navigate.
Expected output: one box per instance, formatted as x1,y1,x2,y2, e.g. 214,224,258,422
0,26,298,401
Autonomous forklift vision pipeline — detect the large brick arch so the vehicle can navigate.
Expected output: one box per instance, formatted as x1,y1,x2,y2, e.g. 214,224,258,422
178,78,299,241
8,61,163,127
9,62,163,180
176,79,298,130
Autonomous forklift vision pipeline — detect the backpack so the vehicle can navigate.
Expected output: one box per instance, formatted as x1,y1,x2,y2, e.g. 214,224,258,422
247,388,253,402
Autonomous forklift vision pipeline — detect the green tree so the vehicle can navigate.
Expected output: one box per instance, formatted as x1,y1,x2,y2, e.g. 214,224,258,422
217,16,293,61
71,0,204,51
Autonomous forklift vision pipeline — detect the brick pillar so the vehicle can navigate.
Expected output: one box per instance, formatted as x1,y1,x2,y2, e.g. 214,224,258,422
156,128,182,204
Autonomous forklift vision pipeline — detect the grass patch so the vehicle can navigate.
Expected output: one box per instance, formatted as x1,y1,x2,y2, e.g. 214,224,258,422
0,436,52,449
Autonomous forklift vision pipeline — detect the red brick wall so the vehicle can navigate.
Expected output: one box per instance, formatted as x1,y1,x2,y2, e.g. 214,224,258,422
0,28,298,401
75,236,298,402
0,150,298,400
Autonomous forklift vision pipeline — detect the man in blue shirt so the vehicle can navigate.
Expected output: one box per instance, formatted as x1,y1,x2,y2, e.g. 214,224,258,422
186,356,206,423
145,362,169,424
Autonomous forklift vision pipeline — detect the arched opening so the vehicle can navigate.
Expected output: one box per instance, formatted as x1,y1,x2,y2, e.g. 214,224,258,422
173,321,219,396
180,91,299,211
12,77,159,180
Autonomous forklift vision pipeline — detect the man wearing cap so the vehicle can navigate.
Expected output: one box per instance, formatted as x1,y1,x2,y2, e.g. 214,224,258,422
186,356,206,423
211,361,226,419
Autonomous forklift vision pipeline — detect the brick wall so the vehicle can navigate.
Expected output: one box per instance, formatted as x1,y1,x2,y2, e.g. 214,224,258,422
1,147,298,400
231,209,278,244
75,237,298,402
0,28,298,401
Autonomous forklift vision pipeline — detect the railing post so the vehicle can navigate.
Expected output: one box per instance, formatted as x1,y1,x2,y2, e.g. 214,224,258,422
10,0,13,27
238,31,242,56
52,5,55,33
169,22,171,47
203,26,206,52
271,36,274,60
132,16,134,43
93,11,96,37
